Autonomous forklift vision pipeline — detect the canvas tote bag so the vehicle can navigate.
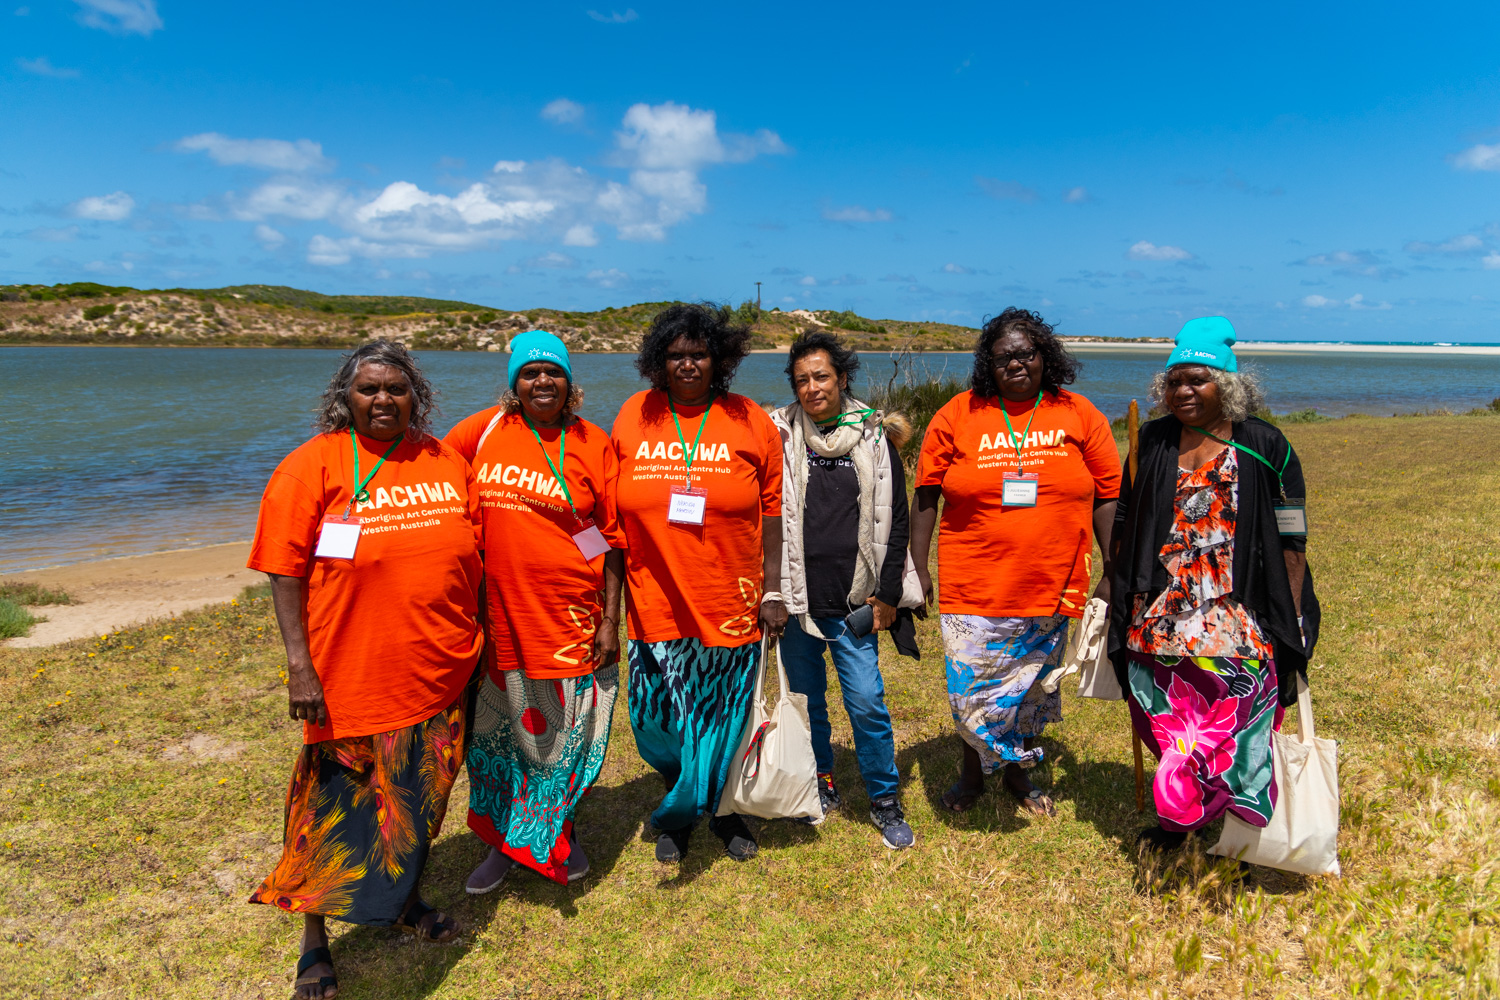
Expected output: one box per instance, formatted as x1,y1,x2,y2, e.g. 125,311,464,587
716,638,822,822
1054,597,1123,700
1210,675,1341,876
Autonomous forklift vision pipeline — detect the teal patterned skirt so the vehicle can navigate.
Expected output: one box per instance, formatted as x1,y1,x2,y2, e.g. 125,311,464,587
465,665,618,885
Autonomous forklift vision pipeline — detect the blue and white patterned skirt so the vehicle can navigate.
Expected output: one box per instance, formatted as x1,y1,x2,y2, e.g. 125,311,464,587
941,613,1070,772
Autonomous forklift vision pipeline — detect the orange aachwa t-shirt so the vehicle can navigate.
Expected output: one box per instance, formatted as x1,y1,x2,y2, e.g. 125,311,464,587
611,390,782,646
445,407,624,680
917,388,1121,618
248,431,484,743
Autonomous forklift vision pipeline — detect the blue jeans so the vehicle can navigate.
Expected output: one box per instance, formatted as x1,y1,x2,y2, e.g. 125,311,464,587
779,615,901,802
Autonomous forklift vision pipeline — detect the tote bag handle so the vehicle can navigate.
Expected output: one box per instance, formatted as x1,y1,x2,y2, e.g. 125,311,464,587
1295,674,1316,745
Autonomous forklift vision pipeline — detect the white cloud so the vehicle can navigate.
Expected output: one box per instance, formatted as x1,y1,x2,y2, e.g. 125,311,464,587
27,225,81,242
975,176,1039,203
520,250,578,269
823,205,891,223
587,8,637,22
798,275,817,286
1063,186,1092,204
73,0,161,36
17,56,78,78
253,224,285,248
1127,240,1193,262
1297,249,1403,281
69,190,134,220
176,133,332,173
1453,143,1500,172
541,98,584,124
1404,233,1485,256
586,268,629,287
183,101,781,260
1484,252,1500,270
1302,293,1391,310
942,263,975,274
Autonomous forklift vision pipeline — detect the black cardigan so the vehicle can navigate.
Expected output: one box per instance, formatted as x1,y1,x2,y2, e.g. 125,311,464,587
1107,414,1320,707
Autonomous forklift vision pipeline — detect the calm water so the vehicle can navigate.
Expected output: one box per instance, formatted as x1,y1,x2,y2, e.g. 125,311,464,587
4,345,1498,572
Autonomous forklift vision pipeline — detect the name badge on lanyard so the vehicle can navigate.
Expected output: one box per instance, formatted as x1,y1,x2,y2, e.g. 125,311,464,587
668,485,708,525
1275,499,1307,537
1002,472,1039,508
571,518,612,559
315,514,362,559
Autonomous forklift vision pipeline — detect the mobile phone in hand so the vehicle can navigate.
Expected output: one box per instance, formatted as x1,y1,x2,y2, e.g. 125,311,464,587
844,603,875,638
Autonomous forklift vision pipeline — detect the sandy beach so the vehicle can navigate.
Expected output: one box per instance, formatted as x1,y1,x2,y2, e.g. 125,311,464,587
1,541,258,648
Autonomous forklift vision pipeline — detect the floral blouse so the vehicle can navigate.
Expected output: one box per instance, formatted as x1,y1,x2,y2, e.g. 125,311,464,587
1126,446,1273,660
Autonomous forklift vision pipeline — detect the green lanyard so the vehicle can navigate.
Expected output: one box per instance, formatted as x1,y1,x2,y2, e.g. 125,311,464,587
817,407,876,431
345,429,403,517
1188,425,1291,500
667,394,715,485
522,412,580,521
999,392,1043,473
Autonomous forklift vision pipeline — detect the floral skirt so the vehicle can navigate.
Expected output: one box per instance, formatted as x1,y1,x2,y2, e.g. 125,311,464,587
1125,650,1283,832
248,697,465,925
465,665,618,885
627,637,758,831
941,613,1069,773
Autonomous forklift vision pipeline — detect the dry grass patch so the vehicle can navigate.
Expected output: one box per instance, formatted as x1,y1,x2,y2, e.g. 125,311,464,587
2,415,1498,999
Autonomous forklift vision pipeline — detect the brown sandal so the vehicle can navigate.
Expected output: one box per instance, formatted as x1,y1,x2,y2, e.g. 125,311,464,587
396,900,462,943
941,780,983,813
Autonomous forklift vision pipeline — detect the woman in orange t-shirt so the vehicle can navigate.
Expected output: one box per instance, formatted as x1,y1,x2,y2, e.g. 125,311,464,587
443,331,625,893
611,303,786,865
247,340,482,998
912,309,1121,819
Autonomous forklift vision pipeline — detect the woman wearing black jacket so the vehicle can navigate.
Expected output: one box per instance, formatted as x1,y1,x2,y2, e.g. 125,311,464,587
1108,317,1319,851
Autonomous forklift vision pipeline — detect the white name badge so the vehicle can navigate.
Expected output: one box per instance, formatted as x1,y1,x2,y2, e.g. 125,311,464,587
667,485,708,525
1001,473,1039,508
1275,502,1307,537
315,516,362,559
572,521,611,559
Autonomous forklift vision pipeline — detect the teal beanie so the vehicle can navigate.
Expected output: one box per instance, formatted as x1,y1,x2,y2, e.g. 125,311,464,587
1166,316,1238,372
507,330,572,388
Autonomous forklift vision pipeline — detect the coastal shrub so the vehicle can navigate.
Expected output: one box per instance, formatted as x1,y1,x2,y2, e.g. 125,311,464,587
1490,397,1500,413
866,375,968,465
0,583,74,606
1273,409,1328,424
82,304,116,322
825,309,886,334
0,598,37,640
734,299,761,326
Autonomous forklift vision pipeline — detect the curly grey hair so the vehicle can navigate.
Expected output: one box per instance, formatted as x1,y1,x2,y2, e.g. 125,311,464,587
498,381,585,418
1149,366,1266,423
316,339,436,438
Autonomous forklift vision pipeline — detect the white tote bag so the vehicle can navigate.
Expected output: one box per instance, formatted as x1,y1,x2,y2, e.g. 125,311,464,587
716,638,822,822
1057,597,1123,700
1210,676,1341,876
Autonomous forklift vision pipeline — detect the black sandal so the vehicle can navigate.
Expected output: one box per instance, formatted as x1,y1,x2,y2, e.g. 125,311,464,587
294,946,338,999
941,780,983,813
396,899,462,943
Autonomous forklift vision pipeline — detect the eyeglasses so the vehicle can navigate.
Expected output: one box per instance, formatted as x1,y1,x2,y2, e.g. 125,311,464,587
994,348,1038,366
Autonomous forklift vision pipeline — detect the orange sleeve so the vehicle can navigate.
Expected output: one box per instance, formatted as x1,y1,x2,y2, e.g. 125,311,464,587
1080,405,1123,500
462,450,484,549
757,408,784,517
247,466,323,578
596,437,626,547
443,407,498,465
916,399,958,487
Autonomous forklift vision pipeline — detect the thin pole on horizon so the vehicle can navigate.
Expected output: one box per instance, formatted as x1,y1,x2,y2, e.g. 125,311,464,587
755,281,762,322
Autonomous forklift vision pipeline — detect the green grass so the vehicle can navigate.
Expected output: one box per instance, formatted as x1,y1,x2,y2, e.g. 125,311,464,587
0,583,74,607
0,599,38,640
2,416,1499,997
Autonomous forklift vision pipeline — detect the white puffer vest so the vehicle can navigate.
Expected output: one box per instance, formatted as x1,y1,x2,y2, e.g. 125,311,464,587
771,403,925,616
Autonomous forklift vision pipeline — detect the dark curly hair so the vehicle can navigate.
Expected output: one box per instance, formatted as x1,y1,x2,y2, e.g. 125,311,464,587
316,338,436,439
635,302,752,398
785,330,860,390
970,307,1081,399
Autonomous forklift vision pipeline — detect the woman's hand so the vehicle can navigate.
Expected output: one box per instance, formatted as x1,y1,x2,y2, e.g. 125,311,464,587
760,598,788,643
915,566,934,609
867,595,897,631
286,655,328,728
592,617,621,670
1091,576,1111,606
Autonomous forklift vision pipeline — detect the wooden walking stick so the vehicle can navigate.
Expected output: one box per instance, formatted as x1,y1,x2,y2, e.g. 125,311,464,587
1127,399,1146,813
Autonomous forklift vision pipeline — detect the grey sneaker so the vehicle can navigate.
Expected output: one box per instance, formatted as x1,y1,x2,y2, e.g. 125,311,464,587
869,797,915,850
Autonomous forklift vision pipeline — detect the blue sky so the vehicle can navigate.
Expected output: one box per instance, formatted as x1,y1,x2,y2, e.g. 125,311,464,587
4,2,1500,340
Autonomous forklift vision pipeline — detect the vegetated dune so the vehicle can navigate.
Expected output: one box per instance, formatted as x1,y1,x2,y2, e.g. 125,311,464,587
0,282,985,353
